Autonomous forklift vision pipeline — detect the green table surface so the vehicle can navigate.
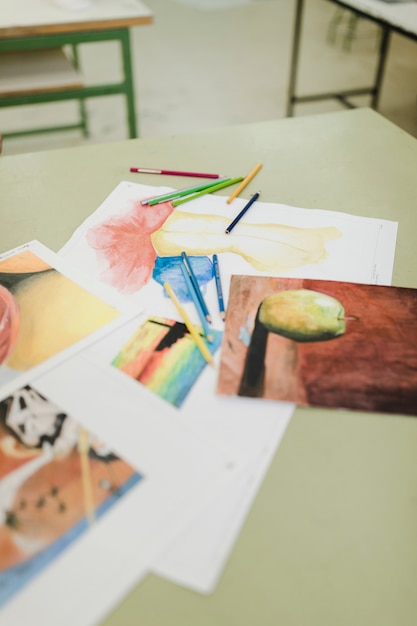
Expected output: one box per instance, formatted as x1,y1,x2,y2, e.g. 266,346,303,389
1,108,417,626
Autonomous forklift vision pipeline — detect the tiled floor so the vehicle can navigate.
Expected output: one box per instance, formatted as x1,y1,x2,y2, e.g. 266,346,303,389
1,0,416,155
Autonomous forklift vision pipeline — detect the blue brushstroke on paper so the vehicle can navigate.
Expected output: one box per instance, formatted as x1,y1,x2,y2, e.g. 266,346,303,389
152,256,213,302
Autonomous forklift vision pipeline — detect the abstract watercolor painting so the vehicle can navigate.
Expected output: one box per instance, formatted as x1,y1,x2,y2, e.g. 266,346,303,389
0,247,119,384
0,384,143,608
112,316,223,408
217,275,417,416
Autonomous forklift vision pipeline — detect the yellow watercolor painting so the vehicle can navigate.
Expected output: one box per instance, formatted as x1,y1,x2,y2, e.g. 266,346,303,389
0,249,119,380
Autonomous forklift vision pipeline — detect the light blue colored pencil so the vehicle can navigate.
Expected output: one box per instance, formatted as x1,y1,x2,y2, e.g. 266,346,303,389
212,254,225,320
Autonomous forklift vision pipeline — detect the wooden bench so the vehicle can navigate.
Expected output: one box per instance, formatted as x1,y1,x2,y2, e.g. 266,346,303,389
0,48,84,97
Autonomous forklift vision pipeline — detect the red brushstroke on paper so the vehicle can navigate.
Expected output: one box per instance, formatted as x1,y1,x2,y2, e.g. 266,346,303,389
86,199,174,294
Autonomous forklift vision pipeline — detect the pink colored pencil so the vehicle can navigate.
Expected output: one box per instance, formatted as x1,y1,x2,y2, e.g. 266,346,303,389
129,167,220,179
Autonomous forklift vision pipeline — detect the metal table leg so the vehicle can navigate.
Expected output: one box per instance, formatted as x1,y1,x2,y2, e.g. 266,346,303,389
371,24,391,110
286,0,304,117
120,28,138,139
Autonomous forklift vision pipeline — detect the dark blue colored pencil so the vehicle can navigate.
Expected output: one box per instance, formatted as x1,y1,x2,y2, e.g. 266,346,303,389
225,191,260,234
212,254,225,320
181,251,212,323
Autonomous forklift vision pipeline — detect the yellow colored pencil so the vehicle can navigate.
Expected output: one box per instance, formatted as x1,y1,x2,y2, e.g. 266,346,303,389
226,162,263,204
164,281,214,366
78,428,95,526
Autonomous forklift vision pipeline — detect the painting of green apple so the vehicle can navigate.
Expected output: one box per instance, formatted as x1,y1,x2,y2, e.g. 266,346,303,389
217,275,417,416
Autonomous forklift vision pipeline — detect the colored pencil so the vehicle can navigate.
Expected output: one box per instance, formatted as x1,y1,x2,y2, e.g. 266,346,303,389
179,262,213,342
130,167,220,179
225,192,260,234
142,178,230,206
212,254,226,320
164,281,214,365
78,428,95,526
172,177,244,207
226,162,262,204
181,251,212,323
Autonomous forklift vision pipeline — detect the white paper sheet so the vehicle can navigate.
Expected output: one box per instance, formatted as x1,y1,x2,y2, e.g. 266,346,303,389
0,355,236,626
58,180,398,594
152,416,290,593
75,310,293,592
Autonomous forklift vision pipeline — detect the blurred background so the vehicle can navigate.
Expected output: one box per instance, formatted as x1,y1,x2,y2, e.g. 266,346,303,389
1,0,416,155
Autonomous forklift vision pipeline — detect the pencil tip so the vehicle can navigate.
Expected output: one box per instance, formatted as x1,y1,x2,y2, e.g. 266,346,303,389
225,230,230,234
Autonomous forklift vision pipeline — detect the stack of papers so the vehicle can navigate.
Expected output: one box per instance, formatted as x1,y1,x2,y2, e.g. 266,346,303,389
0,181,398,625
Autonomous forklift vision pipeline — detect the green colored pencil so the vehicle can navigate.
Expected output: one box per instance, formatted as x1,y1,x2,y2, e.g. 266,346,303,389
146,178,230,206
172,177,244,207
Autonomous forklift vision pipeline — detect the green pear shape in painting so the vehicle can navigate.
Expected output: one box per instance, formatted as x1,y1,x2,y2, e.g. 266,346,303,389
258,289,346,342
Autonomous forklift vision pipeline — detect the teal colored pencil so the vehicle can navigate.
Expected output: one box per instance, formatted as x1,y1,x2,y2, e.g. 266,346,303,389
181,251,211,322
172,177,244,207
179,263,213,342
145,178,230,206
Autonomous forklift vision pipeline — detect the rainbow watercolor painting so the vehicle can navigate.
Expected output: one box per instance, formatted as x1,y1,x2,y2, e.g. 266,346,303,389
112,317,222,408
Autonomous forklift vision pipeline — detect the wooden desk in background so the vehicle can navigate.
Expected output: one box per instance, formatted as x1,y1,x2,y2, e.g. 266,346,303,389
287,0,417,115
0,0,153,140
1,108,417,626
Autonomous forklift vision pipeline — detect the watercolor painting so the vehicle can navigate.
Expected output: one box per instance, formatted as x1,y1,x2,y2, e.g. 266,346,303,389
0,384,143,607
0,249,119,384
59,182,399,326
83,185,340,296
112,316,223,408
217,275,417,416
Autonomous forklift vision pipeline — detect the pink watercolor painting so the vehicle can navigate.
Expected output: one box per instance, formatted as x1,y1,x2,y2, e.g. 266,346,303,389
86,200,174,294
